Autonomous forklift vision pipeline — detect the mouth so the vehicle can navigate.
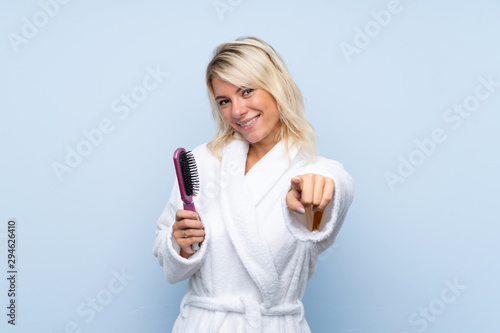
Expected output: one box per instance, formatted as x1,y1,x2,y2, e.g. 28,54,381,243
237,115,260,128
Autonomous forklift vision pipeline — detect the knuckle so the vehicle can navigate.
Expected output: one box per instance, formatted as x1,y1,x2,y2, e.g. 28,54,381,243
321,198,330,208
302,198,313,206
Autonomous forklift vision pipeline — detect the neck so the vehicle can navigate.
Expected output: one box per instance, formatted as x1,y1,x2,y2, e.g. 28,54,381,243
243,123,282,174
245,139,280,175
248,139,278,160
247,123,282,159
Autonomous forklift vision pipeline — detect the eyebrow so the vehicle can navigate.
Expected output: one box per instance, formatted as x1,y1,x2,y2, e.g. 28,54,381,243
215,86,244,100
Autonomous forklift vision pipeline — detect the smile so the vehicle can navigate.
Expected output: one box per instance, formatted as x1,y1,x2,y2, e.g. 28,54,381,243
238,115,260,128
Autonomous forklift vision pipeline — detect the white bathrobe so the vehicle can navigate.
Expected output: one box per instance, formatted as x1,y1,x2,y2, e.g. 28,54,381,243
153,137,354,333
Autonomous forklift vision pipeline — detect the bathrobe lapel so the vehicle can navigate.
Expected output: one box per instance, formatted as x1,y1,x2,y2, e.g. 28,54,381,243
244,139,298,206
219,138,298,307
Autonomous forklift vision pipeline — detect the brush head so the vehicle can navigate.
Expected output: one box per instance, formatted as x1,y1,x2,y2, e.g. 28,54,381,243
173,148,200,203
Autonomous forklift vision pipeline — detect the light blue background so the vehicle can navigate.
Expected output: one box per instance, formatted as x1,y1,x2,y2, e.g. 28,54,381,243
1,1,499,332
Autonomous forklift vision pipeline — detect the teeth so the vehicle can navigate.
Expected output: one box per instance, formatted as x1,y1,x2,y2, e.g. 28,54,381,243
239,116,258,127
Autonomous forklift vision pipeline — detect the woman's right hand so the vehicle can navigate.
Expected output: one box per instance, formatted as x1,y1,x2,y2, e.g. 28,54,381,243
173,210,205,259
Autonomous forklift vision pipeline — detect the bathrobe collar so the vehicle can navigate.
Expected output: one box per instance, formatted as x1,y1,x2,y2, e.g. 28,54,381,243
245,140,299,206
219,135,298,306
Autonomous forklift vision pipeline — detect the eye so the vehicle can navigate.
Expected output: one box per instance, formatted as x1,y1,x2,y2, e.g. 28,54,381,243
243,88,254,96
218,99,230,106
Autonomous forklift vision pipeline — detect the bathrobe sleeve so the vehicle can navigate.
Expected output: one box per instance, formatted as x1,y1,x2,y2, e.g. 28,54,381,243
281,156,354,253
152,180,208,284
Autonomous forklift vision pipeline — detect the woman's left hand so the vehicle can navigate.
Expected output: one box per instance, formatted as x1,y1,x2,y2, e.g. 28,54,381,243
286,174,335,214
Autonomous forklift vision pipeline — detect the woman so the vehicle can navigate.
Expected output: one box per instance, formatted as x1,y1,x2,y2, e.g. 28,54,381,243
153,37,354,332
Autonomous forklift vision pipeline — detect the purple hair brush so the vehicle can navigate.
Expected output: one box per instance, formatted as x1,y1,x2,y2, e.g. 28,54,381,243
173,148,201,250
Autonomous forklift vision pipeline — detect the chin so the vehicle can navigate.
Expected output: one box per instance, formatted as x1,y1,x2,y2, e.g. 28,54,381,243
242,133,263,144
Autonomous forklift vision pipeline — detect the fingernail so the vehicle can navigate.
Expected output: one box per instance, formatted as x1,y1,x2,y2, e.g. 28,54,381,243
292,177,301,182
193,213,198,219
312,207,319,212
296,207,305,214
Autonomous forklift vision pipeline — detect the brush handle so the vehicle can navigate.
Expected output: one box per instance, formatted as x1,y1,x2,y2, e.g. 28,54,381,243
183,202,201,251
183,202,196,212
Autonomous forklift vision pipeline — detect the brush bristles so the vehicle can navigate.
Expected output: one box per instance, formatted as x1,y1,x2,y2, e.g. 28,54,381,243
179,150,200,197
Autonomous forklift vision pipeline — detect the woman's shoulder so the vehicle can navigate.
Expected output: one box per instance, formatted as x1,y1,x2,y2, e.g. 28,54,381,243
293,152,353,184
191,142,220,163
294,149,347,171
313,155,347,170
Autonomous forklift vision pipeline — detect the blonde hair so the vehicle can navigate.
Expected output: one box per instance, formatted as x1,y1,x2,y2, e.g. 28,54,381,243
205,36,317,162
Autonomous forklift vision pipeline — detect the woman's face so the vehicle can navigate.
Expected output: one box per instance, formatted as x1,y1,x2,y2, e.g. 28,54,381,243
212,77,281,147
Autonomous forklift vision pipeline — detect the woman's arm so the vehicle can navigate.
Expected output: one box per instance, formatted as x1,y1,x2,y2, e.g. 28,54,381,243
282,157,354,249
152,182,207,284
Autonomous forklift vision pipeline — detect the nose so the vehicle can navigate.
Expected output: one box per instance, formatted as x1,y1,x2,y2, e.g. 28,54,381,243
231,97,248,119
